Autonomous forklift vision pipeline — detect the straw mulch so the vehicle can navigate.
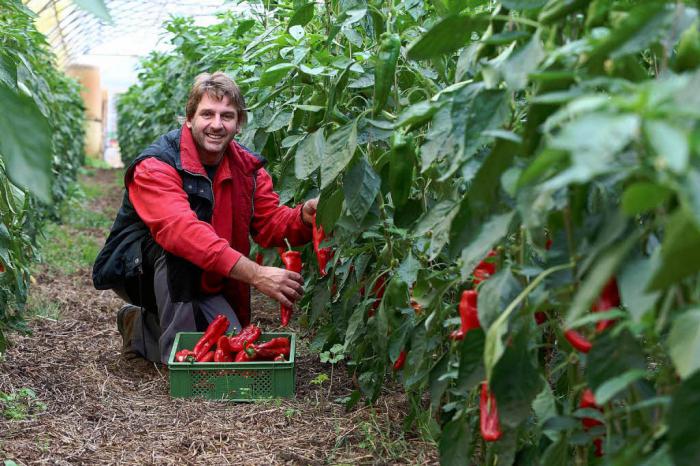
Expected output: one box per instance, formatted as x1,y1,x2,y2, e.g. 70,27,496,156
0,169,438,465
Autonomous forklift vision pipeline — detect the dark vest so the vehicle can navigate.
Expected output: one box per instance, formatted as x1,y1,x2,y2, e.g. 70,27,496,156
93,129,218,303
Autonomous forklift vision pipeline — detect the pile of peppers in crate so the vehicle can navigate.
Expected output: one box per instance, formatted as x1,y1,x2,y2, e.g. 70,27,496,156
173,315,291,363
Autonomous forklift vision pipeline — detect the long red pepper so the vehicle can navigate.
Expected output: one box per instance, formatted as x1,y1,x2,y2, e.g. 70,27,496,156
193,315,229,360
214,335,234,362
279,250,302,326
480,382,502,442
312,215,333,276
228,324,262,352
564,329,592,353
473,250,497,285
580,388,604,457
367,275,386,317
592,277,620,333
393,351,407,371
175,349,196,363
450,290,480,340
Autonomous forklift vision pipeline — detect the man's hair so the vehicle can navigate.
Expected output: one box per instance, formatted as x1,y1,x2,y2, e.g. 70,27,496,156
185,72,247,126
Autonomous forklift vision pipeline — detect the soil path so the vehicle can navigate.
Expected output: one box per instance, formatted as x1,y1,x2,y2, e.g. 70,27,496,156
0,168,437,465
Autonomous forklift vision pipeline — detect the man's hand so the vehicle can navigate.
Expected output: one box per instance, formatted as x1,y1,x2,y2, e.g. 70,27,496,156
302,197,319,227
229,256,304,308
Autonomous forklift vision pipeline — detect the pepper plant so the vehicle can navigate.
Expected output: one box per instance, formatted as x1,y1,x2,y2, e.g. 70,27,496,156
117,0,700,464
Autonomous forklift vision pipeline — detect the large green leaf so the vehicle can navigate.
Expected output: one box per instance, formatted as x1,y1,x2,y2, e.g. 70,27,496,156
258,63,297,87
648,209,700,291
491,331,544,428
0,83,53,203
586,330,646,391
414,200,459,260
294,129,325,179
72,0,112,22
499,32,545,90
621,182,672,216
342,158,381,224
0,53,17,89
321,122,357,189
288,3,315,29
455,329,486,393
619,252,660,324
477,266,521,330
439,415,472,466
669,370,700,466
407,14,489,61
645,120,689,174
669,309,700,379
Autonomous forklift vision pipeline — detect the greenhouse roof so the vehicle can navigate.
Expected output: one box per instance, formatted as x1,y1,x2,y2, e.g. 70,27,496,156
24,0,237,67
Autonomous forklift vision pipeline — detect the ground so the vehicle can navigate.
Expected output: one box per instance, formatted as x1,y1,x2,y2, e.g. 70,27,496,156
0,168,438,465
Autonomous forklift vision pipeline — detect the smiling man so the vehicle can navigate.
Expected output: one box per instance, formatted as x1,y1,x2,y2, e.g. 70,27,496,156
93,72,317,363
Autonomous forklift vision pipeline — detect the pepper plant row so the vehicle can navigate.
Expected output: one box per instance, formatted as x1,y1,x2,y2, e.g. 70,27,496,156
0,0,86,350
117,0,700,464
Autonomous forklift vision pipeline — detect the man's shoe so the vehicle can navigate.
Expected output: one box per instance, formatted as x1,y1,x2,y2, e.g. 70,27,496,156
116,304,140,357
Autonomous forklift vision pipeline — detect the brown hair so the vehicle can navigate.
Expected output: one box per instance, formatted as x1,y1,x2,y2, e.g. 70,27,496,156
185,72,247,126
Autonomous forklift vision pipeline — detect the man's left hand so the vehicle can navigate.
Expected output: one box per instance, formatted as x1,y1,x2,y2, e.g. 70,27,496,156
302,197,319,227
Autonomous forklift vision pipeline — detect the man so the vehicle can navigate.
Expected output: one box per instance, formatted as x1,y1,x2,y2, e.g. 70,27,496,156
93,72,317,364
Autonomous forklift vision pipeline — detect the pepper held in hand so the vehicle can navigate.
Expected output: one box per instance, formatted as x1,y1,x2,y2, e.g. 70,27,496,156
280,250,302,326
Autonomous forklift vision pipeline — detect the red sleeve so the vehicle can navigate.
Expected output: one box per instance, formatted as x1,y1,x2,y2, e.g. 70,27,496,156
250,168,312,248
127,158,240,277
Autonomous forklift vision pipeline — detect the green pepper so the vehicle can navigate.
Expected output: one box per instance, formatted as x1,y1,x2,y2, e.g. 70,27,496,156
373,32,401,117
389,131,415,207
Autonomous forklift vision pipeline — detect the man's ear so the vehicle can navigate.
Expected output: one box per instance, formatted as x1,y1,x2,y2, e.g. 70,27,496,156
185,119,192,128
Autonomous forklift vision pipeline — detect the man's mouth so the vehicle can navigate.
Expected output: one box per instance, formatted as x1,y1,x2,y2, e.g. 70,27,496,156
205,133,225,142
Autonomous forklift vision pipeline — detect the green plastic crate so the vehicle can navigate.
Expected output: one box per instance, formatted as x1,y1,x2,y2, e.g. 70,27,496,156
167,332,295,401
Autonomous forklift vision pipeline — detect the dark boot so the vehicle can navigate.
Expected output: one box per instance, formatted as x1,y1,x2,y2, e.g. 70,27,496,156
116,304,142,359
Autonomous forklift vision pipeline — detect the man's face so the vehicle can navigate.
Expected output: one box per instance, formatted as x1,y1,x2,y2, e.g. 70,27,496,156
187,93,239,162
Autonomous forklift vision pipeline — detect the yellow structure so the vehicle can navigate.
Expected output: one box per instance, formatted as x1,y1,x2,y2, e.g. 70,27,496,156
66,64,104,158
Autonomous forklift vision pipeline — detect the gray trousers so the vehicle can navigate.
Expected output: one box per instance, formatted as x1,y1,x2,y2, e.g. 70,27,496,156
120,255,242,364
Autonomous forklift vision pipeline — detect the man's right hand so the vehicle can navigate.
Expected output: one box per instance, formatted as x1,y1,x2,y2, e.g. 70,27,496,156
229,256,304,308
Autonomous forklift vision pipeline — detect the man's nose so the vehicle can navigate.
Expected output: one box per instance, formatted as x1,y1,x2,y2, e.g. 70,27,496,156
211,114,223,129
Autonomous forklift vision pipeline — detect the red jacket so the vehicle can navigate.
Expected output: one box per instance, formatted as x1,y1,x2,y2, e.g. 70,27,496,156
126,125,311,323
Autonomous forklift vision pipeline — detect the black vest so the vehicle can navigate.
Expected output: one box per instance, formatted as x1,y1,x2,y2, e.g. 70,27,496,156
92,129,215,302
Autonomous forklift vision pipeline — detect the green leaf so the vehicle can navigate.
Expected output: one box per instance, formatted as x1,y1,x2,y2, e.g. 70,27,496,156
478,266,521,330
397,253,420,286
439,415,472,466
669,370,700,466
586,330,646,391
317,187,344,231
258,63,297,87
619,252,660,324
414,200,460,260
501,0,548,9
621,182,672,215
294,129,325,179
646,120,689,174
343,158,381,224
491,331,544,428
459,212,514,281
648,209,700,291
565,234,636,328
532,381,559,441
541,435,570,466
0,83,53,203
455,329,486,393
499,31,545,90
0,53,17,89
394,100,441,130
429,354,450,411
594,369,646,404
289,3,315,29
71,0,112,22
407,15,489,61
669,309,700,379
321,122,357,189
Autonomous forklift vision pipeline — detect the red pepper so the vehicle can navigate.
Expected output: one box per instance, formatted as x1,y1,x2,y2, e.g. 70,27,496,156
193,315,229,360
473,250,497,285
255,252,264,265
214,335,234,362
450,290,480,341
534,311,548,325
175,349,196,363
564,329,592,353
393,351,407,371
580,388,604,457
480,382,502,442
228,325,262,352
312,215,333,276
197,351,215,363
274,354,286,362
280,250,302,326
591,277,620,333
234,350,253,362
367,275,386,317
239,338,291,361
